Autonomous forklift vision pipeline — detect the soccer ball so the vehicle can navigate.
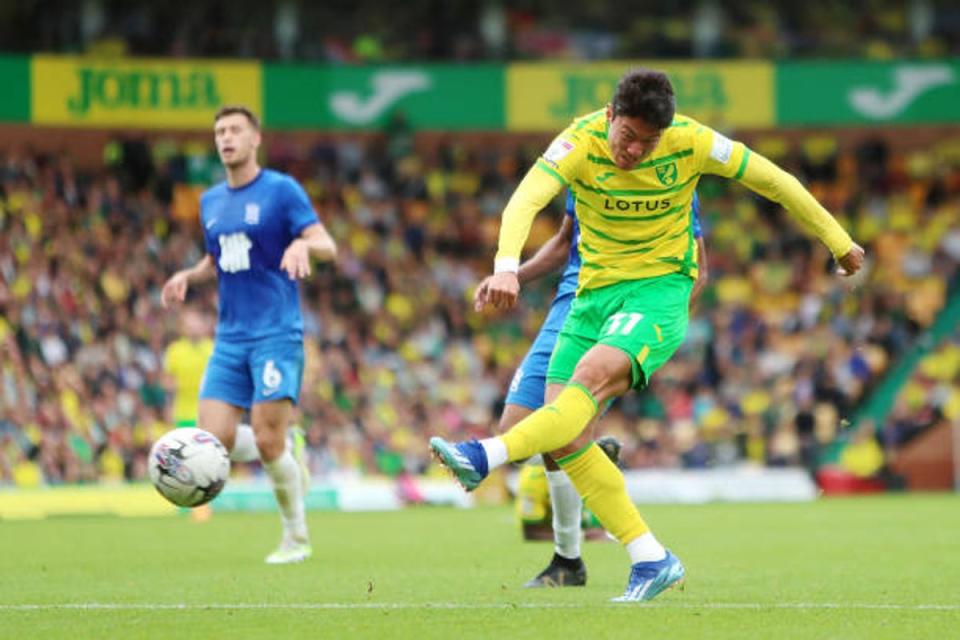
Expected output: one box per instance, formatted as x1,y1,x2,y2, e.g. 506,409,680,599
148,428,230,507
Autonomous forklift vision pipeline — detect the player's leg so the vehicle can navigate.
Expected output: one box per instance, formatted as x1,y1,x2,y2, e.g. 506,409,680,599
430,295,600,486
432,276,690,600
501,339,555,539
520,382,588,588
230,422,259,462
251,340,310,564
190,400,243,522
547,276,691,601
547,347,683,602
230,422,300,465
198,340,253,454
196,341,253,522
498,300,592,587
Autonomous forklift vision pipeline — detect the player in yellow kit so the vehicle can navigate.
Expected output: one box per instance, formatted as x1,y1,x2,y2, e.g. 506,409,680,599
431,67,865,602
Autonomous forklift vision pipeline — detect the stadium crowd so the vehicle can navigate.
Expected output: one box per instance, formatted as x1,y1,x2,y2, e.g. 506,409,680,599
2,0,958,62
1,128,959,487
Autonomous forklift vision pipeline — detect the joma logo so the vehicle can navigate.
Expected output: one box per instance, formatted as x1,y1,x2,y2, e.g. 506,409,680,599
67,67,222,115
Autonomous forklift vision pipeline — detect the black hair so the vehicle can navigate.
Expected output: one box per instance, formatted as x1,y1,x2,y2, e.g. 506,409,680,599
611,68,675,129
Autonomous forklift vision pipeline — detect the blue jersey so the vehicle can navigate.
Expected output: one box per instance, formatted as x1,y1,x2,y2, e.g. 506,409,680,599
557,191,702,298
556,192,582,299
200,169,319,342
690,191,703,240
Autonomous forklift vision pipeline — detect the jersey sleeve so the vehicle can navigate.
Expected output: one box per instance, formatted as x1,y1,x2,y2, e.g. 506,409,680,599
283,177,320,237
199,192,217,256
493,132,581,272
693,124,751,180
536,126,589,187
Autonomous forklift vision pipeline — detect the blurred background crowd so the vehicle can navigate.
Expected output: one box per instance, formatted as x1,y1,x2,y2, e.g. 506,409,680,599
2,122,959,487
2,0,959,62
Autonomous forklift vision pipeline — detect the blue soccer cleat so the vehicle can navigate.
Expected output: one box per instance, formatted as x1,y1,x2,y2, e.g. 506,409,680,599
612,550,686,602
429,437,488,491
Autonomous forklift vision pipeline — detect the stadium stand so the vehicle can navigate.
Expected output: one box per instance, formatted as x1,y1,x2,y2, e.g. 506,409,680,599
2,128,958,487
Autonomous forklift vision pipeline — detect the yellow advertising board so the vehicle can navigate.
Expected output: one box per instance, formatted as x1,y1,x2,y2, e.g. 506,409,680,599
31,55,261,129
507,61,773,131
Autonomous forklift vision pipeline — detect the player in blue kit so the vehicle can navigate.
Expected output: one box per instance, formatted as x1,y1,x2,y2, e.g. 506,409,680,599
161,105,336,564
475,191,706,587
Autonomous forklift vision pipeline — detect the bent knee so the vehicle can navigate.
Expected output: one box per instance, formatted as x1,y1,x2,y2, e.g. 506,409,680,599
255,431,286,462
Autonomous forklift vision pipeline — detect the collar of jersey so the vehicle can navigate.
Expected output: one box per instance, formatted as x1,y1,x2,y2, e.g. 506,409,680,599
227,168,265,192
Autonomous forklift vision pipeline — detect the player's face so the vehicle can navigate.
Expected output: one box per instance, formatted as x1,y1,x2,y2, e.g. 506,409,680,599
214,113,260,169
606,105,663,170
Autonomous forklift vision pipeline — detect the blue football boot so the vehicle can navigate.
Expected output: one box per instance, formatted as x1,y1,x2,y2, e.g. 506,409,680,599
612,550,685,602
429,437,488,491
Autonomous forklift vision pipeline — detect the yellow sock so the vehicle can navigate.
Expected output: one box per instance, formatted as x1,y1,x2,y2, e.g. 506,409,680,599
500,384,598,462
557,443,650,545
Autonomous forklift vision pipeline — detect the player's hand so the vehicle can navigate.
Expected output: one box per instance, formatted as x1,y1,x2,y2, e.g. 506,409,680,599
476,272,520,310
473,275,494,311
836,242,865,277
161,271,189,308
280,239,311,280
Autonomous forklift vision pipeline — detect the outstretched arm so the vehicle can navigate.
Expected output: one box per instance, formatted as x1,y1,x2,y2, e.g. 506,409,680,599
280,223,337,280
161,255,216,308
733,151,863,275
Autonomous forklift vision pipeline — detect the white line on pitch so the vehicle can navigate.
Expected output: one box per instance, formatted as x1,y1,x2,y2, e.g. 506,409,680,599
1,602,958,612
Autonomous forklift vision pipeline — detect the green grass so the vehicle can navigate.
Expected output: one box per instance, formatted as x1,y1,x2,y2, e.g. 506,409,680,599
1,495,959,639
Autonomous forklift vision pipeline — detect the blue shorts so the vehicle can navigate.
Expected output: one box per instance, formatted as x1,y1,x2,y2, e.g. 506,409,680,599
505,293,573,411
199,338,304,410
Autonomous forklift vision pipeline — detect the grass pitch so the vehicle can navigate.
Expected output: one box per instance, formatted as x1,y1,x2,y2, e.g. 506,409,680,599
1,494,958,639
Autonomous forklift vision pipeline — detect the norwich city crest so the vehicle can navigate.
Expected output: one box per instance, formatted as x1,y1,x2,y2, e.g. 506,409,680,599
655,161,678,186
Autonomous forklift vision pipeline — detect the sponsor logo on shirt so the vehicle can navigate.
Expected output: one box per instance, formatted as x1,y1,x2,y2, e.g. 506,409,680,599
709,133,734,164
543,138,575,167
244,202,260,225
603,198,672,212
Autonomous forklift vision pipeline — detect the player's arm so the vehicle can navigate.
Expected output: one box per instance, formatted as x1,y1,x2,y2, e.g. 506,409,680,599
690,194,708,305
280,223,337,280
518,215,574,285
482,133,583,309
161,255,216,308
474,215,573,311
701,130,864,275
691,236,708,306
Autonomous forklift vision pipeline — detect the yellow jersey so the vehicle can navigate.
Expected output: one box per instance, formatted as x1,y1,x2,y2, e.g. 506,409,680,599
495,110,853,292
163,337,213,425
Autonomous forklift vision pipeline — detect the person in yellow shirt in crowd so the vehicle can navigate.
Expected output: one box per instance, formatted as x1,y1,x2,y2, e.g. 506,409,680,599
164,307,214,430
431,67,864,602
841,421,885,479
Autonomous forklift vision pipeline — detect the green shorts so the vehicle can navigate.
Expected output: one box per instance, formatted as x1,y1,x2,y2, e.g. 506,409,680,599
175,418,198,428
547,274,692,390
